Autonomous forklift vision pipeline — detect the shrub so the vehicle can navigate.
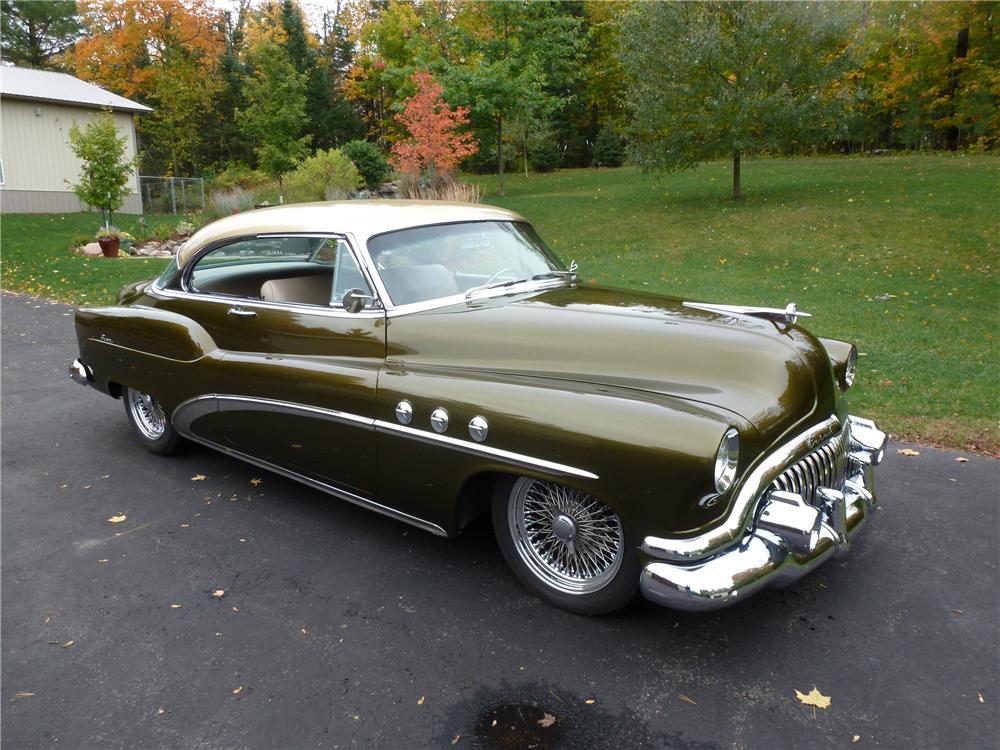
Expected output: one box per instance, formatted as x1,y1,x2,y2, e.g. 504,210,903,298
283,148,361,203
341,140,391,190
529,129,563,173
592,126,625,168
208,162,268,192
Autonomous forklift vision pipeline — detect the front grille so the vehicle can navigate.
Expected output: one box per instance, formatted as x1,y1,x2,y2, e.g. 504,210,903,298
768,425,850,506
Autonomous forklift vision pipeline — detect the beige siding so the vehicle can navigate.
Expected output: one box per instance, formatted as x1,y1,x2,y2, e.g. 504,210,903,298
0,99,140,209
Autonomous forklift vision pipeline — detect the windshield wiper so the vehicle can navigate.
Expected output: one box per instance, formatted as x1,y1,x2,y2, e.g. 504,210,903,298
464,277,529,300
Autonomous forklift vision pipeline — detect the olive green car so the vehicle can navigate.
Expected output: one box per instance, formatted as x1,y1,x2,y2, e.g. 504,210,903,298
69,201,887,615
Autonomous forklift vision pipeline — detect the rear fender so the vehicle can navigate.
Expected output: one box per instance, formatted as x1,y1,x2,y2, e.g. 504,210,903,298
74,306,219,409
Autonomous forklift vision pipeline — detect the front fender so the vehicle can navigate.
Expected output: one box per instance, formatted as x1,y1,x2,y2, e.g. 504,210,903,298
374,366,756,538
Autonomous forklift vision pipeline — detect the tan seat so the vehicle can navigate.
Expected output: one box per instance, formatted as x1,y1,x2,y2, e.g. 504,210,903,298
260,274,332,306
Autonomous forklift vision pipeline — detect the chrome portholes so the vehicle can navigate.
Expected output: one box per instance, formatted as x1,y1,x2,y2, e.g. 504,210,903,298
430,408,449,433
126,388,167,440
508,478,624,595
468,416,489,442
395,400,413,425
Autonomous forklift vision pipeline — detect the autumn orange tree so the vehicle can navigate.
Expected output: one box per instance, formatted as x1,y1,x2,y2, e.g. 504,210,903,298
74,0,224,175
391,70,478,185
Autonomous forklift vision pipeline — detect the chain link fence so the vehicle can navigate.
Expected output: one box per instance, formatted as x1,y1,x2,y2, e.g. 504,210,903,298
138,176,206,215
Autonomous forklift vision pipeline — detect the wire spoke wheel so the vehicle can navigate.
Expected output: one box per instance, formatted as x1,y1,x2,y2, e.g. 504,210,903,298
126,388,167,440
508,478,624,595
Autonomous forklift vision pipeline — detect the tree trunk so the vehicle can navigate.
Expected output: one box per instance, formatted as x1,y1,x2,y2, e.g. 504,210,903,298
496,115,505,197
946,26,970,151
732,150,742,199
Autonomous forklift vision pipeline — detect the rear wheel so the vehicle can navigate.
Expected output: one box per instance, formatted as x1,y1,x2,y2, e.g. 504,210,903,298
123,387,185,455
492,476,640,615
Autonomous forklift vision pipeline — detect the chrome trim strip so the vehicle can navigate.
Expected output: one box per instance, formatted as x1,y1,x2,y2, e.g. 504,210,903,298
643,415,841,562
383,278,572,318
374,419,599,480
170,396,445,536
174,394,598,483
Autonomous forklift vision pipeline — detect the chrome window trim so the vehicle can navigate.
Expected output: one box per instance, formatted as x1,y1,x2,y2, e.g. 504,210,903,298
173,393,598,484
381,278,573,318
643,415,842,562
146,284,387,320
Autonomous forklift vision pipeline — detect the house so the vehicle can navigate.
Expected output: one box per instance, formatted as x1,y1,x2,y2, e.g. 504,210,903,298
0,65,152,214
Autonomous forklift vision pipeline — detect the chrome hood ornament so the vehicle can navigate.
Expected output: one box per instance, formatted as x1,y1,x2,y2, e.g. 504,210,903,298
683,301,812,326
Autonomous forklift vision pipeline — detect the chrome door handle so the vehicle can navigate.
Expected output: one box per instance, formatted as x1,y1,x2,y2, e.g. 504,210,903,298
227,307,256,318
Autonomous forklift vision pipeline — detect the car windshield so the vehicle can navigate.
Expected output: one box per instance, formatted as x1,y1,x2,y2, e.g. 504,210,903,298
367,221,568,306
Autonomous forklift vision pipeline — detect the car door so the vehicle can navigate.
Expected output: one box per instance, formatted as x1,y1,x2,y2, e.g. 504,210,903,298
155,234,385,496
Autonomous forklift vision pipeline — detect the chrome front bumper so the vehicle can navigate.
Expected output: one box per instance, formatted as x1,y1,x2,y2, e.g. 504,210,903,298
640,415,886,611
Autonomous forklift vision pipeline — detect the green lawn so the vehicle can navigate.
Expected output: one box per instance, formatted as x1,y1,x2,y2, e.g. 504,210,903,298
2,154,997,452
473,155,998,453
1,213,178,304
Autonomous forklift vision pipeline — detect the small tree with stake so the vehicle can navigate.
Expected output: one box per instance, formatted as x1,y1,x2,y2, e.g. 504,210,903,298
67,111,134,228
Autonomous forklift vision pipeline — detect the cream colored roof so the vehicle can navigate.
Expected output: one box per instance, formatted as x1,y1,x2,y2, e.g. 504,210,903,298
178,200,526,267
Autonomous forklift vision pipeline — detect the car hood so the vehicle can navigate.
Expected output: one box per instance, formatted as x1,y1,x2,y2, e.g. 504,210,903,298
386,285,839,448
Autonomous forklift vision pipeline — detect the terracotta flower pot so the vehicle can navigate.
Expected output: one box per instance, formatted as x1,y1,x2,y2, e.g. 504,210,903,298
97,237,120,258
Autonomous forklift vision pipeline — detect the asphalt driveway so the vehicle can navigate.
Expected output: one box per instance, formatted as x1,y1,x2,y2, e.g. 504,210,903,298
2,292,998,749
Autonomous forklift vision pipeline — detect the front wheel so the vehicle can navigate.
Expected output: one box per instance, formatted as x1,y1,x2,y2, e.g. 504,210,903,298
492,476,640,615
123,387,186,455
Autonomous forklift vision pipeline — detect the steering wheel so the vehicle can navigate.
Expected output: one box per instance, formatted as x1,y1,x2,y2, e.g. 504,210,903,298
483,266,517,285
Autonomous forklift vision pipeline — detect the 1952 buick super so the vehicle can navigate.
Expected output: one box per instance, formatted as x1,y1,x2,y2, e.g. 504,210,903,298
69,201,886,615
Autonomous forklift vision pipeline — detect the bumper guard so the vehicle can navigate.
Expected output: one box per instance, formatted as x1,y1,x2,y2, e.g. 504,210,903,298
640,415,886,611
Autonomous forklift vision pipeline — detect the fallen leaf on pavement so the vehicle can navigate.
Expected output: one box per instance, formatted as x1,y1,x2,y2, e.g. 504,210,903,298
211,589,225,598
795,687,831,710
853,736,860,743
584,698,596,705
97,559,108,564
679,694,697,705
170,604,182,609
250,478,263,486
417,696,425,705
896,448,920,456
232,606,239,613
157,708,165,715
62,640,74,648
955,457,969,463
107,514,127,523
537,713,556,728
233,686,243,695
491,720,497,727
191,474,207,481
979,692,985,703
14,691,34,698
451,736,460,745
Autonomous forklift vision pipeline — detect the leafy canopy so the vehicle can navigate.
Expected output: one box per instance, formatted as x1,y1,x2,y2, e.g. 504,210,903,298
620,1,851,195
238,39,312,183
0,0,80,68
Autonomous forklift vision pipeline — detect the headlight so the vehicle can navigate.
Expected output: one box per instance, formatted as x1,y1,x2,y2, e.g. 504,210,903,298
714,428,740,493
843,346,858,389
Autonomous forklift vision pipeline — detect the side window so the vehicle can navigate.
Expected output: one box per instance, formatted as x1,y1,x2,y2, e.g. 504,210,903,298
188,236,374,309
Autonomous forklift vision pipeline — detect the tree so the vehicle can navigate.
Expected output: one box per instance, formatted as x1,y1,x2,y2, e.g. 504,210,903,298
0,0,80,69
67,111,134,227
391,70,478,184
74,0,225,175
620,2,852,198
238,40,311,189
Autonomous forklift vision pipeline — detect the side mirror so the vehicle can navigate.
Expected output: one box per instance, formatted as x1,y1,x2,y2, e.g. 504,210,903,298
342,288,374,314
